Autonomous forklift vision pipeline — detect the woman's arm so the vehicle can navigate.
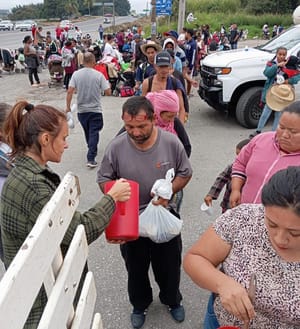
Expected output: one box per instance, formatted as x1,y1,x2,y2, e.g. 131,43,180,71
184,225,255,323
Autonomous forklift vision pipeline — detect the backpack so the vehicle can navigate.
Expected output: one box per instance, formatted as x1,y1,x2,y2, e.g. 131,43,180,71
119,86,135,97
147,75,189,113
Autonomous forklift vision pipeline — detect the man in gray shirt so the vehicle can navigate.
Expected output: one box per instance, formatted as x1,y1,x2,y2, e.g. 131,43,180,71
66,52,111,167
97,96,192,329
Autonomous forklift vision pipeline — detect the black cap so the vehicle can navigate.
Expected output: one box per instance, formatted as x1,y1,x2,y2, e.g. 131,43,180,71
154,51,172,66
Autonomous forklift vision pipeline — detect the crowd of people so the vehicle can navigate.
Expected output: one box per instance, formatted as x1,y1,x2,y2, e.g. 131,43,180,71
0,21,300,329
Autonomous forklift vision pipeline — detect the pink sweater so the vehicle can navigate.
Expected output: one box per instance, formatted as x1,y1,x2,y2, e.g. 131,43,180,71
232,132,300,203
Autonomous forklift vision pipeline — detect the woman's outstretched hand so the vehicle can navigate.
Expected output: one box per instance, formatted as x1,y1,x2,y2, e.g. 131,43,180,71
106,178,131,202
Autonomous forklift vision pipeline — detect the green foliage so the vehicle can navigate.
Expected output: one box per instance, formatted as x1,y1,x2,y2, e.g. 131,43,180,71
245,0,299,15
9,0,130,20
159,9,294,39
188,0,241,13
9,4,44,20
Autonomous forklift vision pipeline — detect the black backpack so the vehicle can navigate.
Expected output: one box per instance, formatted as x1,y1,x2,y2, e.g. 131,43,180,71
147,75,189,113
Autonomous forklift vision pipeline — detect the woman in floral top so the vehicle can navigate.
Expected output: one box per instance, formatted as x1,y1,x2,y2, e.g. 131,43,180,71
184,166,300,329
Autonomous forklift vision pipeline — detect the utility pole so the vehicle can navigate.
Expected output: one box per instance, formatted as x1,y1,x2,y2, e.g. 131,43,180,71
177,0,185,33
151,0,156,41
113,0,115,33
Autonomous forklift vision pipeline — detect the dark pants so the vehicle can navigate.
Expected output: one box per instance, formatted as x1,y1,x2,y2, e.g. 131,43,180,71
28,67,40,85
120,235,183,311
64,72,73,89
77,112,103,162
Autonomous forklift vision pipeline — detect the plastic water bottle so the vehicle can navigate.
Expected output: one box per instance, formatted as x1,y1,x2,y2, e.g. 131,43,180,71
245,45,249,51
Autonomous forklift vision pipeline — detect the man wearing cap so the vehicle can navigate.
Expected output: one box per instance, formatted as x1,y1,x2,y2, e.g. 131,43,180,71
142,51,187,123
97,96,192,329
134,41,162,96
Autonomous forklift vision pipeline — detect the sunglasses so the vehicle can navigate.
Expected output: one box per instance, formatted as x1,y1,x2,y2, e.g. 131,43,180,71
122,113,150,122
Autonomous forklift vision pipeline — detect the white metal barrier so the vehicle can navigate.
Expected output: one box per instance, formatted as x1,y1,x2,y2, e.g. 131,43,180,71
0,172,103,329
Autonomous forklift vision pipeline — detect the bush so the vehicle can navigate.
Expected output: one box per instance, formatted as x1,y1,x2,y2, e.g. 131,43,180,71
188,0,241,14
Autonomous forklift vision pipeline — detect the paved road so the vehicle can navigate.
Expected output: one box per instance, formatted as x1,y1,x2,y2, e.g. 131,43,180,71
0,16,136,49
0,66,267,328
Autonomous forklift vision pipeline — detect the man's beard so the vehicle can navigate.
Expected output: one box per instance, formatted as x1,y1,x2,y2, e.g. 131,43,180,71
128,126,153,145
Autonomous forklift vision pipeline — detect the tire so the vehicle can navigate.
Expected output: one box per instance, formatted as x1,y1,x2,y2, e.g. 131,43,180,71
235,86,263,128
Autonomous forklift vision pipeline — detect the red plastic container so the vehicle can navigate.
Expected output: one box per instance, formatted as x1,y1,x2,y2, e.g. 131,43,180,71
104,180,139,241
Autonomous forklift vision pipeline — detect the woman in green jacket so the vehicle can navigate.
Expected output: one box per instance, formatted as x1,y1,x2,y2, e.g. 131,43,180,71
0,100,131,328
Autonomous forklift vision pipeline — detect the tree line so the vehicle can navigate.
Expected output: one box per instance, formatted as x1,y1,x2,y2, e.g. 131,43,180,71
8,0,131,20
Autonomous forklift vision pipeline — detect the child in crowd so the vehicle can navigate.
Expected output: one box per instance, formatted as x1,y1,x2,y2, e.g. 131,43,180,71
0,103,13,262
250,47,300,137
204,138,250,213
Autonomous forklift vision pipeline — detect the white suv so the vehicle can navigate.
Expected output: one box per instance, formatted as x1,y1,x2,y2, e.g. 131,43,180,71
0,20,14,31
198,25,300,128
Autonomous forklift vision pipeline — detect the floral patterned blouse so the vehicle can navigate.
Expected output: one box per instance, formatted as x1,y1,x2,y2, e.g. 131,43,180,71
213,204,300,329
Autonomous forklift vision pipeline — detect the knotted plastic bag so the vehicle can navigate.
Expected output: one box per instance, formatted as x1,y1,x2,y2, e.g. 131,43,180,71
139,168,182,243
139,201,182,243
150,168,175,200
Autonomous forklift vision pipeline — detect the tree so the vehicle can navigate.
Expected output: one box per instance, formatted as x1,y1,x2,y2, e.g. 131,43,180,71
114,0,131,16
83,0,94,15
64,0,80,16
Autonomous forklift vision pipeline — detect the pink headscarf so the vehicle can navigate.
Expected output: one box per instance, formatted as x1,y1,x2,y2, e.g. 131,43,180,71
146,90,179,135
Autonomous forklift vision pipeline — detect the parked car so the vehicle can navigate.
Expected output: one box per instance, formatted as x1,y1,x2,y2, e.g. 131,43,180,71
15,20,36,31
0,20,14,31
198,24,300,128
103,17,111,24
60,20,74,30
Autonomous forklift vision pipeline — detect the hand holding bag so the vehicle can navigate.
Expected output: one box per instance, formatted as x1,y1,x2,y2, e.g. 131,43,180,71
139,199,182,243
139,168,182,243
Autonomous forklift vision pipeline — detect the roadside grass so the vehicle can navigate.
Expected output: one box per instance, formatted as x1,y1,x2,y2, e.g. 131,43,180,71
143,12,293,39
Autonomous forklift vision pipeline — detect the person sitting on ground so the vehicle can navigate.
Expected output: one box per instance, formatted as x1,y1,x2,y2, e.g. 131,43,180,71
204,138,250,214
184,166,300,329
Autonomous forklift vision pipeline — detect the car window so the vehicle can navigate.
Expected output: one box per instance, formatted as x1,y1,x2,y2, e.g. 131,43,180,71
258,26,300,53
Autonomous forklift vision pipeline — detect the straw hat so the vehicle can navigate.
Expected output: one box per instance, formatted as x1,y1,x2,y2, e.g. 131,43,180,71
266,84,295,111
141,41,162,55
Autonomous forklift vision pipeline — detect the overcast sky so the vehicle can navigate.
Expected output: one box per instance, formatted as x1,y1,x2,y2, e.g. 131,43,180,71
0,0,146,13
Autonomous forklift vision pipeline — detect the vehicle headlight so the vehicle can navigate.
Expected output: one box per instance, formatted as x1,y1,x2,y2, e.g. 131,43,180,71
213,67,232,75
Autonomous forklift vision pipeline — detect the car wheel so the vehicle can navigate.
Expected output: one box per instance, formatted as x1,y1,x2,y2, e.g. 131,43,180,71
235,86,263,128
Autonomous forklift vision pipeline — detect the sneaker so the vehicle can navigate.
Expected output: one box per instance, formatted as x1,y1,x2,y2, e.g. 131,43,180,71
86,161,98,168
130,309,146,329
249,130,261,139
169,304,185,323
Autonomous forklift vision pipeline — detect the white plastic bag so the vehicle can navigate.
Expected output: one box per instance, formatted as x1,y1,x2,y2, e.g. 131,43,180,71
139,201,182,243
151,168,175,200
66,112,75,129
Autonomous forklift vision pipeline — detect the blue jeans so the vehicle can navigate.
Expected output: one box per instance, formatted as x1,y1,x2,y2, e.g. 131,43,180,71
77,112,103,162
257,104,281,132
204,293,220,329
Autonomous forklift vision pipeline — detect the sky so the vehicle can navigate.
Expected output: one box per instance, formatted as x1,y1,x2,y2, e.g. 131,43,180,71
0,0,147,13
